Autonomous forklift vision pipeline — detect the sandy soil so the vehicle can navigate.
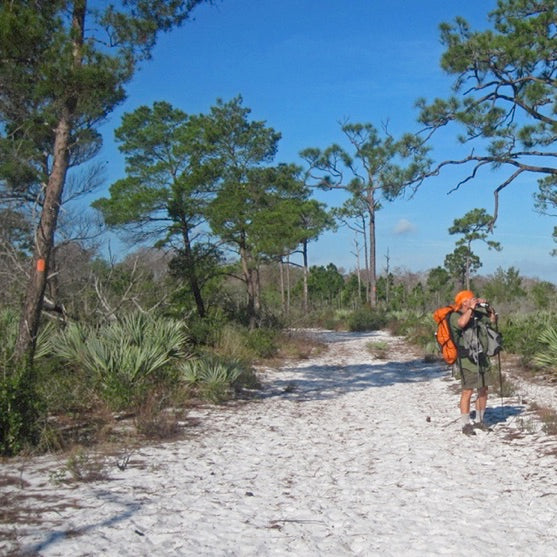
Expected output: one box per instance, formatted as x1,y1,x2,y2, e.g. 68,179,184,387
1,329,557,556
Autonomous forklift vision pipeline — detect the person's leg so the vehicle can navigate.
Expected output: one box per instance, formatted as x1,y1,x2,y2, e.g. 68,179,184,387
460,388,473,416
476,386,488,423
460,388,473,431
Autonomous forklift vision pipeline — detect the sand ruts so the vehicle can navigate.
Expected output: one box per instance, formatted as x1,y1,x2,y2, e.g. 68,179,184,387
2,329,557,556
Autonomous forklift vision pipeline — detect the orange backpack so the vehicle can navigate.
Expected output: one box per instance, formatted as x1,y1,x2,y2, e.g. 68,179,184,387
433,305,458,365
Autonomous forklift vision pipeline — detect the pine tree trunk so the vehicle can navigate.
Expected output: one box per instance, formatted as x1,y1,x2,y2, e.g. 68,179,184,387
361,215,370,304
15,110,72,363
302,240,309,313
368,200,377,307
240,245,257,329
181,225,206,318
279,259,285,312
14,1,85,364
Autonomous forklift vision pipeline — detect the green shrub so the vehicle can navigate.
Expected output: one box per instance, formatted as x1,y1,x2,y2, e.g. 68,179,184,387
211,324,255,362
384,311,438,359
366,340,389,359
303,308,344,330
392,312,433,345
209,324,280,361
0,364,42,455
179,356,254,403
246,328,278,358
347,308,388,332
41,313,190,411
35,356,96,415
534,326,557,372
390,310,557,368
185,309,228,347
499,312,557,364
0,309,43,455
273,330,326,360
0,308,18,369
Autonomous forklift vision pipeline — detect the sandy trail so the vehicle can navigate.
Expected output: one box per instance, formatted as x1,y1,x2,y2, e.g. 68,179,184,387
2,329,557,556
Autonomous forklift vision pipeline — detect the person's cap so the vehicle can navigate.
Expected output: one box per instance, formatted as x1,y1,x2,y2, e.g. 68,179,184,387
454,290,475,308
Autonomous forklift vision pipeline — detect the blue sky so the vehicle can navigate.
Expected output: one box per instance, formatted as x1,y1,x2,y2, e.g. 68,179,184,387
95,0,556,283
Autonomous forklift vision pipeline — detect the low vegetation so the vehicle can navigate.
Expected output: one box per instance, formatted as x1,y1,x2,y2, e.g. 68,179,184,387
2,0,557,464
365,340,390,360
1,261,556,457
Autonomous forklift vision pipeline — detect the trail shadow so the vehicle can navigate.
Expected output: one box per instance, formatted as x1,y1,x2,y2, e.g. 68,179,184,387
21,491,141,556
262,359,445,402
484,404,525,426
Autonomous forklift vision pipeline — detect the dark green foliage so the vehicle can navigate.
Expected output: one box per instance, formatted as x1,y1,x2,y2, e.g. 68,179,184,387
203,97,324,326
410,0,557,238
1,0,214,369
530,281,557,310
444,209,502,288
444,246,482,288
483,267,526,305
299,308,343,330
93,101,223,319
35,356,95,417
448,209,501,253
342,273,367,307
376,274,404,310
382,2,557,298
498,312,557,365
347,308,388,332
426,267,455,308
307,264,344,307
40,314,190,411
246,328,279,358
391,312,434,351
534,327,557,372
0,309,43,455
406,282,427,313
0,364,42,456
301,121,431,306
183,310,229,347
180,355,258,403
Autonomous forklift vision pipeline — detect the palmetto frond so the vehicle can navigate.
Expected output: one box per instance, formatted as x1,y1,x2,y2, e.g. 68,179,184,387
534,327,557,370
179,356,245,403
41,313,190,409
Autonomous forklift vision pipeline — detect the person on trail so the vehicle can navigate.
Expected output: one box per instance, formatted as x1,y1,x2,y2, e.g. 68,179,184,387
450,290,498,436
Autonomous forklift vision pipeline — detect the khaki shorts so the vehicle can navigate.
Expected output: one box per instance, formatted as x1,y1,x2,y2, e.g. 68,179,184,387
459,365,496,390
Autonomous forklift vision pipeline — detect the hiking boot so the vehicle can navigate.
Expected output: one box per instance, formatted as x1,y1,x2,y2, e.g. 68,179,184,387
473,422,491,432
462,423,476,436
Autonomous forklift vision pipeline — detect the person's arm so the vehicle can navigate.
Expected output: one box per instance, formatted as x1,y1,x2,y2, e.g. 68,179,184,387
457,306,474,328
457,297,479,328
486,305,498,325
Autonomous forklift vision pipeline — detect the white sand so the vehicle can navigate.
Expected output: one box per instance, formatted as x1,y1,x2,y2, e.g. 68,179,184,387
2,329,557,556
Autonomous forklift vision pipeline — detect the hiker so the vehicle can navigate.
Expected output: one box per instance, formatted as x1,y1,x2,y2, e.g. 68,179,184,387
450,290,498,436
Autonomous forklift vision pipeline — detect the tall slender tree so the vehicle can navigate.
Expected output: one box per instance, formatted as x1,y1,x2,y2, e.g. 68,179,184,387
0,1,211,363
93,101,217,318
447,208,502,289
297,200,335,312
332,199,370,302
202,97,325,327
208,161,313,327
426,266,454,308
301,122,429,306
444,246,482,290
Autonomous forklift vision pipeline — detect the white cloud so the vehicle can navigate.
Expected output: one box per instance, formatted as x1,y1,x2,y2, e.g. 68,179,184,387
393,219,416,235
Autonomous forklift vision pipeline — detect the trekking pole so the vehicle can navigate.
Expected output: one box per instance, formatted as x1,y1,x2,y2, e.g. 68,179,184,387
497,350,504,418
493,310,504,419
473,313,484,423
